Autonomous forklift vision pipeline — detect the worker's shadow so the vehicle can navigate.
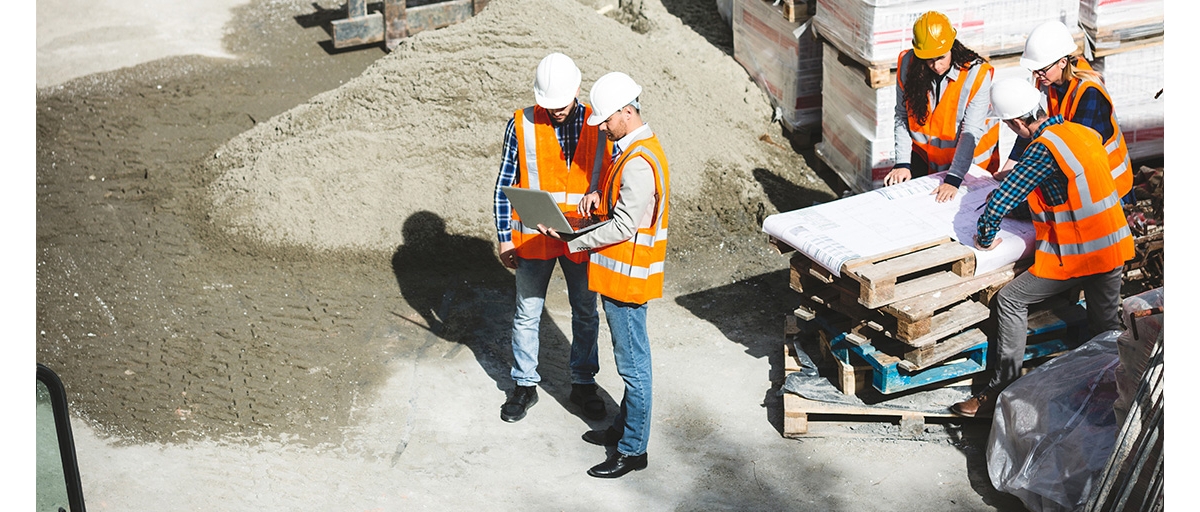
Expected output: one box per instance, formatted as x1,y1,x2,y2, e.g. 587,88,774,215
674,269,797,432
391,211,612,423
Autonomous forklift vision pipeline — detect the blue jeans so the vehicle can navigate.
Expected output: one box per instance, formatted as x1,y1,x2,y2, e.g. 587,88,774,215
603,296,652,456
510,255,599,387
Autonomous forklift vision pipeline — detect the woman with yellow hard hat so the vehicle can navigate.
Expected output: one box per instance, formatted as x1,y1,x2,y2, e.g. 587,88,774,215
884,11,1001,203
1006,20,1132,199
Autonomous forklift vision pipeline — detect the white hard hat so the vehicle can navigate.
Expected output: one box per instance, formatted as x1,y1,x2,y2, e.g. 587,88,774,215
1021,21,1077,71
989,78,1043,120
533,53,581,109
587,72,642,126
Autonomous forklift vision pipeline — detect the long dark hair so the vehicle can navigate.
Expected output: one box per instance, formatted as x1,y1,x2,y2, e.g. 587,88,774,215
904,40,986,126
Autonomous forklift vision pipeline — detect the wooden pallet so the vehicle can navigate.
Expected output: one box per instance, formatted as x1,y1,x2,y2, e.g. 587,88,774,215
804,297,1083,395
790,246,1022,343
839,239,977,309
819,36,1049,89
879,264,1021,345
1085,23,1164,54
782,341,963,437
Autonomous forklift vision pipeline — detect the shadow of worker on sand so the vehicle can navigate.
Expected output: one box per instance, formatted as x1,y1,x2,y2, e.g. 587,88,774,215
391,210,614,424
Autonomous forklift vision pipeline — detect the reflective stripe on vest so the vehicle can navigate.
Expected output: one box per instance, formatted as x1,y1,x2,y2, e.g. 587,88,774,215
588,135,670,304
1026,123,1133,279
1046,74,1131,196
896,51,1000,173
510,104,610,262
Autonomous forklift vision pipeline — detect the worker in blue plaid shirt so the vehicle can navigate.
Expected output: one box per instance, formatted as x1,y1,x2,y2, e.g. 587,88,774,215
952,78,1131,418
491,53,609,425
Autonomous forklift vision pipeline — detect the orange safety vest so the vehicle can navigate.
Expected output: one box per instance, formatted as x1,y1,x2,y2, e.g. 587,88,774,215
1044,61,1132,197
588,134,670,305
1026,122,1134,280
897,50,1001,174
510,104,611,262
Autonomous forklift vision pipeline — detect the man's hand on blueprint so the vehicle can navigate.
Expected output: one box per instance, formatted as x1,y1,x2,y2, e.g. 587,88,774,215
974,234,1001,251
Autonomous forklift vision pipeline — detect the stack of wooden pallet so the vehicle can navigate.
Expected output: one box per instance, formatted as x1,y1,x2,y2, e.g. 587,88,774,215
772,236,1085,396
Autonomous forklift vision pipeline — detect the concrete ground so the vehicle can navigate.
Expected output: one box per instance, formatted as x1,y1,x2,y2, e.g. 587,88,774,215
24,0,1191,510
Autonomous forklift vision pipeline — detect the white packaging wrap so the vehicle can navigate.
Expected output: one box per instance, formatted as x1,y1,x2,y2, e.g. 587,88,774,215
733,0,824,130
812,0,1080,68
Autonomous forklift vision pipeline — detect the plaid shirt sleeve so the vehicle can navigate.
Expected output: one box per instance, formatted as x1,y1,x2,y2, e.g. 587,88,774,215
976,116,1069,246
493,117,519,243
1067,87,1114,142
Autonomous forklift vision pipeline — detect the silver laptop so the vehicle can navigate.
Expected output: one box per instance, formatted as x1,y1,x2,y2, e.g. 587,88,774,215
501,186,609,239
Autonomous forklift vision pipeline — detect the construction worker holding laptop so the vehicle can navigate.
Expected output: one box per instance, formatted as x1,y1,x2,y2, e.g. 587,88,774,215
540,71,670,479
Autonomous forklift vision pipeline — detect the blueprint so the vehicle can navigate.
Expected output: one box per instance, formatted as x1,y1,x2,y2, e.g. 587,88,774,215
762,168,1035,277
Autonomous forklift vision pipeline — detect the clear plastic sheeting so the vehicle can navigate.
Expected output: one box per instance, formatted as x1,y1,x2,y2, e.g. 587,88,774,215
1113,288,1163,427
987,330,1123,512
781,341,866,406
717,0,732,27
1093,44,1165,162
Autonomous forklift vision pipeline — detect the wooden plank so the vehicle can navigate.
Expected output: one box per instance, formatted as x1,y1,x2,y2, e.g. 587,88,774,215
851,242,976,286
900,328,988,371
898,300,991,347
783,391,810,436
816,329,870,395
384,0,407,50
781,392,964,438
859,269,963,309
406,0,475,37
769,235,796,255
332,12,384,48
882,264,1017,322
808,264,836,284
781,0,797,22
841,236,951,273
1094,32,1156,57
793,305,815,322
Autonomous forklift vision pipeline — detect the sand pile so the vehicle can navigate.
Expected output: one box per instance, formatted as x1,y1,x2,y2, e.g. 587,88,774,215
207,0,822,253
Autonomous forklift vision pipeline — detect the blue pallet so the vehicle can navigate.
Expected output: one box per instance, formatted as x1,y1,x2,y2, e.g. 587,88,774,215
808,309,1079,395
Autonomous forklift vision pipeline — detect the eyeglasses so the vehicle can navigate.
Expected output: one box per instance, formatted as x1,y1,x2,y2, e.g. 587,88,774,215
1033,58,1062,77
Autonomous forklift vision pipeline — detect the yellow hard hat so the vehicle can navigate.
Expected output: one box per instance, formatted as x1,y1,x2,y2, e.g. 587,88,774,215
912,11,956,60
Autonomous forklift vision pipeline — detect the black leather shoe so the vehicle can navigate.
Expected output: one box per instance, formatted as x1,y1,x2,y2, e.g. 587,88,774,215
581,426,621,447
587,452,647,478
500,385,538,423
569,383,606,420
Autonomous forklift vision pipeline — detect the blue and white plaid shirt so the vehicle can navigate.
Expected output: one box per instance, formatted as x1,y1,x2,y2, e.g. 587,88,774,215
977,115,1070,247
493,102,586,243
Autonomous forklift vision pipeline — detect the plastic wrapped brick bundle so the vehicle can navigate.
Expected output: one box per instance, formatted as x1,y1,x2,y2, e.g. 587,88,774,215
717,0,732,27
814,41,895,193
1113,287,1163,426
733,0,824,130
1093,43,1164,161
987,330,1123,512
815,46,1026,194
1079,0,1163,45
812,0,1080,68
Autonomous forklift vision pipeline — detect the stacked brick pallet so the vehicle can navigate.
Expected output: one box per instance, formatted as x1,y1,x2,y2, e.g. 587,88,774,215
758,0,1165,194
731,0,823,140
1080,0,1165,162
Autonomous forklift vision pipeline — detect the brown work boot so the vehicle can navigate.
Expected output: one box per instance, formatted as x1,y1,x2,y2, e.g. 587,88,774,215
950,389,998,418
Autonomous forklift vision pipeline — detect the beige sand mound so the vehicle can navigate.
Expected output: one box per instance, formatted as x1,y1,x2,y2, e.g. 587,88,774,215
207,0,817,253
